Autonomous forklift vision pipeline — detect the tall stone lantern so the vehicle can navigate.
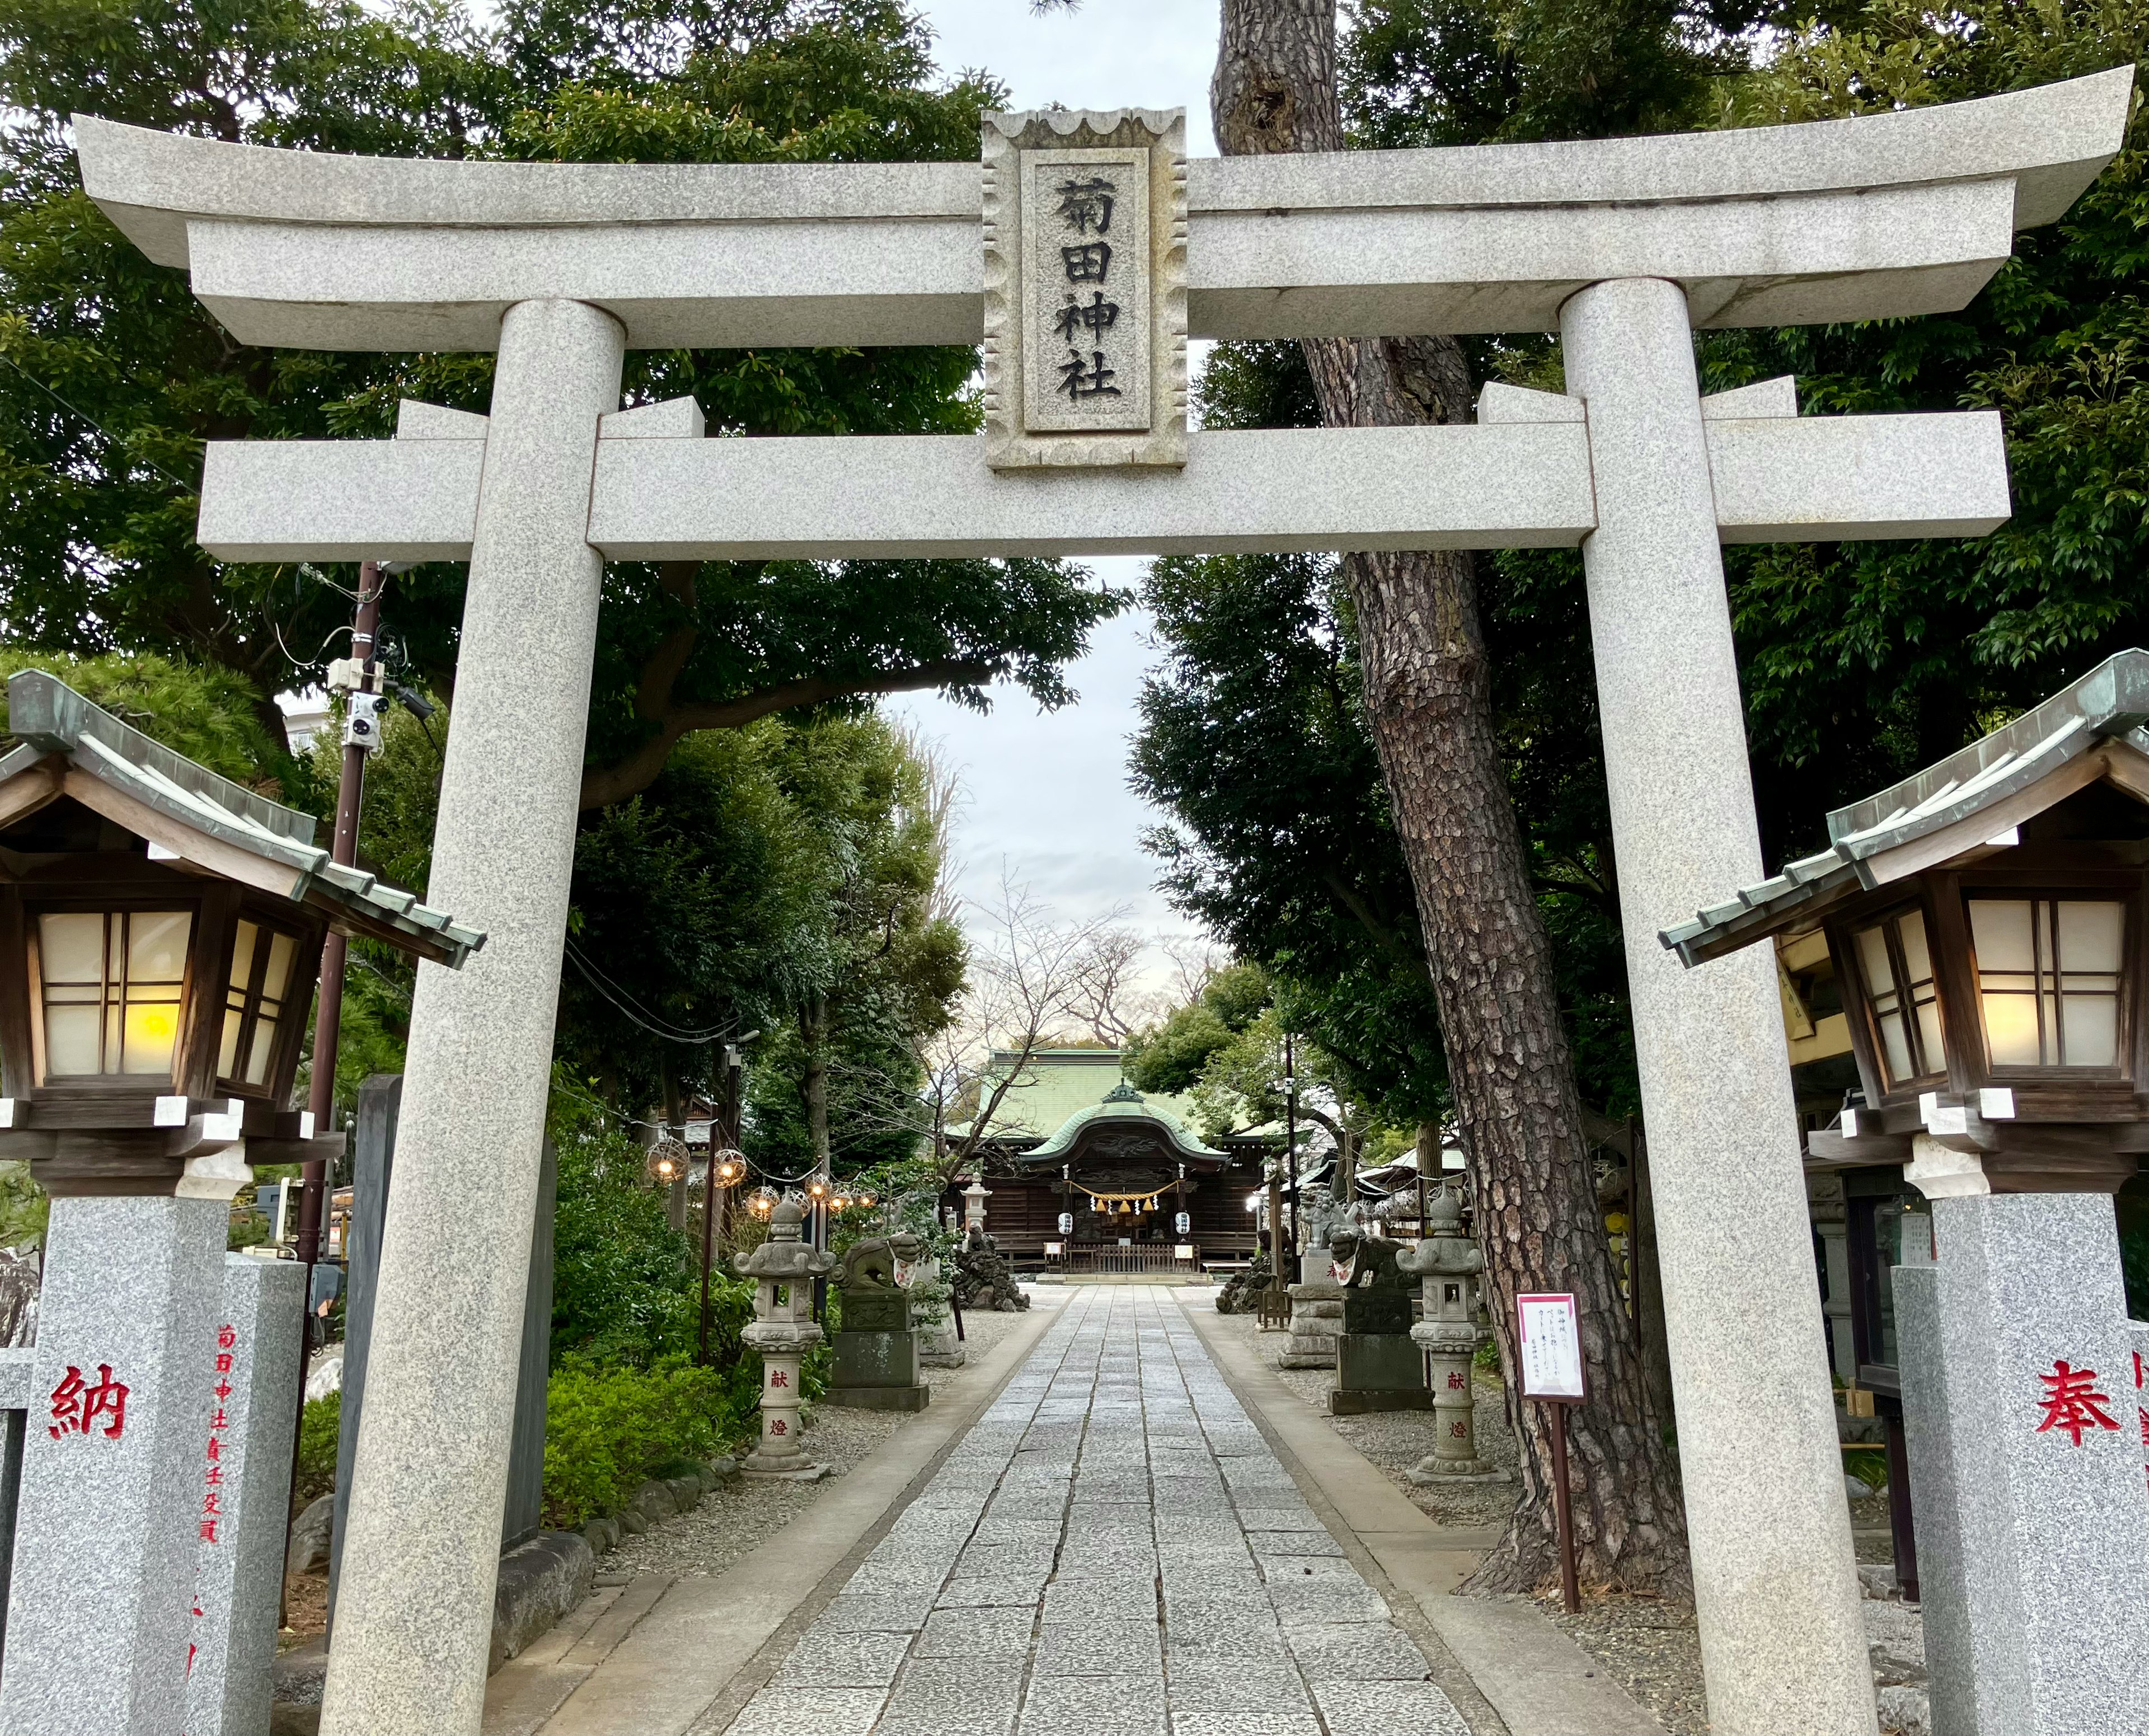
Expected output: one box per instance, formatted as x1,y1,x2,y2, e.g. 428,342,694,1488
0,672,481,1733
962,1175,991,1232
736,1194,834,1479
1398,1184,1495,1480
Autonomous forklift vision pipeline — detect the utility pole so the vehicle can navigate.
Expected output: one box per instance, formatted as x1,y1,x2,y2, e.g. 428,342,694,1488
280,559,386,1626
1283,1031,1298,1281
294,561,387,1289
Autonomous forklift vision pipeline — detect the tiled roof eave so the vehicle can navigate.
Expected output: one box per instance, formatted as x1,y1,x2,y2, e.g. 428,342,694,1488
1662,648,2149,966
2,670,484,969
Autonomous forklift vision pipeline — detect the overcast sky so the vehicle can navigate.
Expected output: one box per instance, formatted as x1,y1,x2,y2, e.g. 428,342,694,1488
916,0,1221,154
886,1,1223,962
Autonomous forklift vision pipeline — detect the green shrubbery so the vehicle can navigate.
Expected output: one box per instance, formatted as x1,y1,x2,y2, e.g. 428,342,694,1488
542,1358,754,1529
542,1094,793,1527
296,1392,340,1504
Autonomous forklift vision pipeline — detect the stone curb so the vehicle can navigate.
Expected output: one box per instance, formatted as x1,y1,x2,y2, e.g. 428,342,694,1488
485,1296,1067,1734
491,1532,597,1674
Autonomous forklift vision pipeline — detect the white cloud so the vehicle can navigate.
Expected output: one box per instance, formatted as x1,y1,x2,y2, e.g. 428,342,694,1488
887,557,1208,992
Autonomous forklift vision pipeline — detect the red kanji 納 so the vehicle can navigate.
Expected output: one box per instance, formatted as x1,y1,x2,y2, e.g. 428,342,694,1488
49,1363,128,1440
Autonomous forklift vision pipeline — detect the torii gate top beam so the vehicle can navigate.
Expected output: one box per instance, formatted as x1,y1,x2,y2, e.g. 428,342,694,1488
73,68,2131,353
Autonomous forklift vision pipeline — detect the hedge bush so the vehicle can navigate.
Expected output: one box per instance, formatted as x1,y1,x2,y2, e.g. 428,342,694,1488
295,1392,340,1504
541,1358,752,1529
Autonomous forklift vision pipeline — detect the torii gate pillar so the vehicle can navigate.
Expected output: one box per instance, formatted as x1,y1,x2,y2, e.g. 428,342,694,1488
1565,276,1873,1729
67,68,2136,1736
320,299,624,1735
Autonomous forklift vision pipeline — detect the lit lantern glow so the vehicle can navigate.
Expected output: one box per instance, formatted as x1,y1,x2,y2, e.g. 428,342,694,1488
30,909,193,1081
1848,908,1944,1088
1969,897,2125,1069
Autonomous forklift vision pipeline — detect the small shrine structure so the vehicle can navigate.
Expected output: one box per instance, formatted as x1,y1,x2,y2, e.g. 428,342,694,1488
1663,648,2149,1731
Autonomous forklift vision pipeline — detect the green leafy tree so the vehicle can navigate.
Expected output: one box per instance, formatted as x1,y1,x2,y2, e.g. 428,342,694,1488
1705,1,2149,865
0,0,1123,804
1123,961,1271,1096
747,715,966,1178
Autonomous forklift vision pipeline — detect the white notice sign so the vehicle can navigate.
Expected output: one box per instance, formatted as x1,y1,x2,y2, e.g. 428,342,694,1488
1517,1293,1585,1399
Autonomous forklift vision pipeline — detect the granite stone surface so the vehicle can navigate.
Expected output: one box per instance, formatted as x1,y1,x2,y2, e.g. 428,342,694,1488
0,1194,226,1736
1894,1263,1986,1736
317,295,626,1736
75,73,2128,350
81,73,2140,1736
1904,1192,2149,1733
1564,274,1876,1736
187,1254,305,1736
712,1285,1465,1736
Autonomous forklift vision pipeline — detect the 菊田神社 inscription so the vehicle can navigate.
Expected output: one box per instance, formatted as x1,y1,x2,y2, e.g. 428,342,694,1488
983,107,1187,469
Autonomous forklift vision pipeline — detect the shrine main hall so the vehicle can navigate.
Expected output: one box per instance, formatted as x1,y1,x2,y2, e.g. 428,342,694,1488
951,1049,1268,1272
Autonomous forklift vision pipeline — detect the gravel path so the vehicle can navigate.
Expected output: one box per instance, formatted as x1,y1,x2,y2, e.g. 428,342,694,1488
602,1303,1035,1582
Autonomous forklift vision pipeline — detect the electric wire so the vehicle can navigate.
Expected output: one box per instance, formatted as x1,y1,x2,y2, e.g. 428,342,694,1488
0,351,198,492
560,935,739,1044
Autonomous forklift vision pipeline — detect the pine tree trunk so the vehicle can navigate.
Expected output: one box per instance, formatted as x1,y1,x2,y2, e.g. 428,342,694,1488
1212,0,1690,1595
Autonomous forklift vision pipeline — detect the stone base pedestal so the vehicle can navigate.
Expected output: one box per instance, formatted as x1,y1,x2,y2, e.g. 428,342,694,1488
1330,1333,1430,1415
189,1255,306,1736
1896,1190,2149,1734
1281,1277,1341,1369
0,1194,228,1736
828,1321,931,1413
829,1383,932,1413
832,1326,925,1389
1405,1461,1508,1484
739,1344,818,1479
917,1309,966,1368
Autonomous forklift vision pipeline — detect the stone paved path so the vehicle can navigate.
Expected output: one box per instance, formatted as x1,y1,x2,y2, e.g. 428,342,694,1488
709,1285,1471,1736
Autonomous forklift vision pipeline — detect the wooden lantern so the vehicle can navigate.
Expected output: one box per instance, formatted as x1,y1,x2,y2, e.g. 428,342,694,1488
0,671,480,1194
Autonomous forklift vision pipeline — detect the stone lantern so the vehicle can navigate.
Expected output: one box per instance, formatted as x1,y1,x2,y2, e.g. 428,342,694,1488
736,1194,834,1478
1398,1184,1495,1480
1662,649,2149,1728
962,1175,991,1231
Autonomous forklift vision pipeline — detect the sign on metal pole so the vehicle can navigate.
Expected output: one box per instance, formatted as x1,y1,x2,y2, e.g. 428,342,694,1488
1517,1292,1585,1398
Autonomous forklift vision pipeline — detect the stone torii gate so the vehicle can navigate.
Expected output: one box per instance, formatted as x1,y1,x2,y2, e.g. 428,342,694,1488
74,69,2130,1736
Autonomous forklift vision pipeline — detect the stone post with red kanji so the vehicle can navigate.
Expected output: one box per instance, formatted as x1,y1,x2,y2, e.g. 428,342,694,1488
1895,1162,2149,1734
1400,1184,1496,1482
0,1195,229,1736
186,1254,304,1736
735,1195,834,1480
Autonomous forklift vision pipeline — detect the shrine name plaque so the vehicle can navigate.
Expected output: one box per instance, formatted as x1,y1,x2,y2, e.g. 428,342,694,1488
983,107,1188,470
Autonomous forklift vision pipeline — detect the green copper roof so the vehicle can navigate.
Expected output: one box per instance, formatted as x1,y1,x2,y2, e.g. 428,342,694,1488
1026,1081,1223,1162
959,1049,1212,1148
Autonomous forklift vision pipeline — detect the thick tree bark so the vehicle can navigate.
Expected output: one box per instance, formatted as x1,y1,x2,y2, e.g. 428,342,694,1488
1213,0,1689,1595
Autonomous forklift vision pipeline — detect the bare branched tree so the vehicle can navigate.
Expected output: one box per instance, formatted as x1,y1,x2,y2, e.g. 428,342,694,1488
1063,922,1153,1044
915,868,1133,1183
1158,932,1227,1005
